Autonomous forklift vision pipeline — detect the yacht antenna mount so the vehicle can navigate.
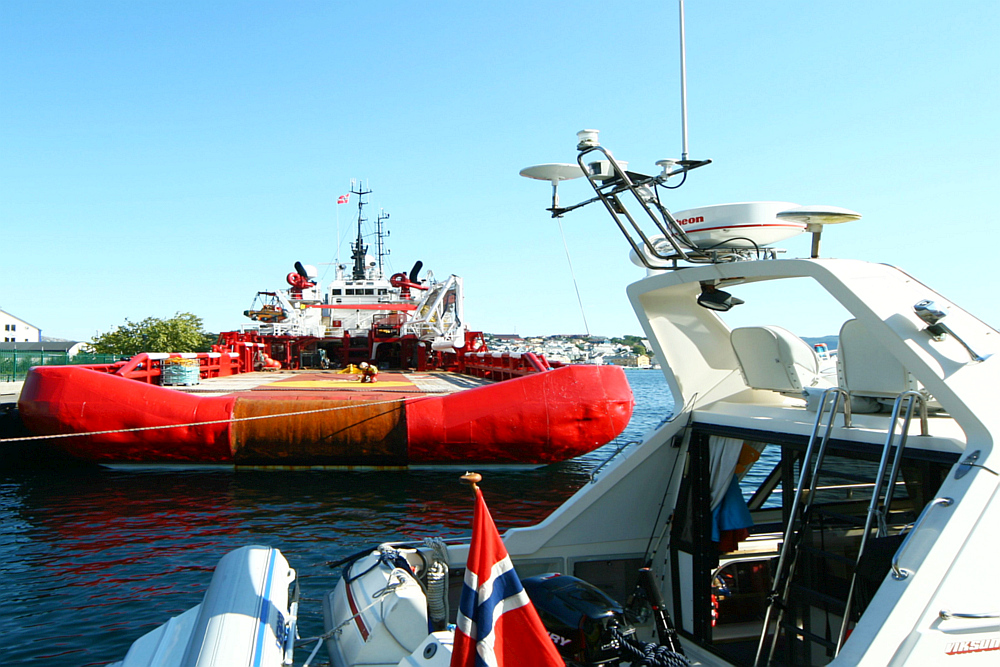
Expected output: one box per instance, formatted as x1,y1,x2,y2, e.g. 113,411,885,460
519,0,713,270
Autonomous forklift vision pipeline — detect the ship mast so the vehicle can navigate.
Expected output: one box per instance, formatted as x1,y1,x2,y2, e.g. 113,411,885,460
350,182,372,280
375,209,390,278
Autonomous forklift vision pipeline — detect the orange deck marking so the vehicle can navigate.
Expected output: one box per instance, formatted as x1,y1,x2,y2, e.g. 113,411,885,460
265,380,414,389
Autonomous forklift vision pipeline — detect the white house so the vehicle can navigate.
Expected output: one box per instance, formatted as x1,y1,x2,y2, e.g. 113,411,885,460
0,309,41,342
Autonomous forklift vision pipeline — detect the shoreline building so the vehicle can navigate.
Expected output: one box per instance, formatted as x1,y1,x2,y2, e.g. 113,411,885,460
1,309,41,343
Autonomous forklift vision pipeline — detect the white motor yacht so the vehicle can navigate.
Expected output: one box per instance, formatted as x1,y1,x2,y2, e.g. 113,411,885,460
310,128,1000,667
109,6,999,666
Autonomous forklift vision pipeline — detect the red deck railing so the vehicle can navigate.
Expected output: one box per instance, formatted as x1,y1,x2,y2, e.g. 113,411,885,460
71,332,558,385
460,351,560,381
75,350,247,384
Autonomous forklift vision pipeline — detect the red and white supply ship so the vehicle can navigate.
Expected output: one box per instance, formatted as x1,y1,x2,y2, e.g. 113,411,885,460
17,185,634,468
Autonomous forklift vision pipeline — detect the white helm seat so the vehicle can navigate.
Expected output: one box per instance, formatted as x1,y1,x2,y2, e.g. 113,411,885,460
837,319,938,412
731,326,830,396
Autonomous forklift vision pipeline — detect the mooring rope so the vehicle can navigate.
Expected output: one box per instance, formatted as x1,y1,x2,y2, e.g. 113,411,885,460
0,396,407,443
612,627,691,667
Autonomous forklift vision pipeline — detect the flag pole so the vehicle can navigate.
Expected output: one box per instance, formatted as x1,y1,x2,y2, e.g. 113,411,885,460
460,471,482,497
453,470,564,667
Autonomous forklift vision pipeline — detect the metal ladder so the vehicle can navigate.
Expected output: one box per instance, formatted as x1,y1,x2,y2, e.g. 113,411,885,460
754,389,926,665
834,390,926,654
754,387,849,667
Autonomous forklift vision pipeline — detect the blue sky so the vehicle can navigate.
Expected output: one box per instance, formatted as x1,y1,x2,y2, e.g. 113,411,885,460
2,1,998,342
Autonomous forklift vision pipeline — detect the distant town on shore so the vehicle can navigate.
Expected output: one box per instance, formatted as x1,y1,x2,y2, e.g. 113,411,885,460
484,332,839,369
484,333,656,368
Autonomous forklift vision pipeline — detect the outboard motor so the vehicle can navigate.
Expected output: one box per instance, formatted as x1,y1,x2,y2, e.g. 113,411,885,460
522,573,636,667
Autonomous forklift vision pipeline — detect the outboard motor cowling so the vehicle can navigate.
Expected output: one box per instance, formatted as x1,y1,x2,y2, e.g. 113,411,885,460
522,573,635,667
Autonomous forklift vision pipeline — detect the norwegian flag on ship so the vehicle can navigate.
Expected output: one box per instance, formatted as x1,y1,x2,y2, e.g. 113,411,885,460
451,485,563,667
337,193,350,204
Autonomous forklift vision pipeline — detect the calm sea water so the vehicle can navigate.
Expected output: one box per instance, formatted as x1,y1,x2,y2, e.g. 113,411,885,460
0,368,673,666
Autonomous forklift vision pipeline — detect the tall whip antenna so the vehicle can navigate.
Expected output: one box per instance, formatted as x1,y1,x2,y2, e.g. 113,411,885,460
678,0,689,161
556,217,590,337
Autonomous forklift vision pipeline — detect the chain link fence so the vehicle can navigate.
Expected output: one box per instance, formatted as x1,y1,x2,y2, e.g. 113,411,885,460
0,350,123,382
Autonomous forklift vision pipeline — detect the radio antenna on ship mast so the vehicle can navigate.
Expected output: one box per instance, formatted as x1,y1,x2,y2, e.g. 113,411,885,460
375,209,390,278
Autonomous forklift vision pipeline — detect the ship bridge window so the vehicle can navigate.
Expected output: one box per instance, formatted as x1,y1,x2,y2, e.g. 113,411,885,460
668,427,955,665
364,289,374,295
378,289,388,295
346,289,356,295
331,289,342,296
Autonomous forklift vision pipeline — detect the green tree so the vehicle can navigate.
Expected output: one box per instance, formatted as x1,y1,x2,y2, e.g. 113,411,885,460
611,334,648,356
89,312,216,356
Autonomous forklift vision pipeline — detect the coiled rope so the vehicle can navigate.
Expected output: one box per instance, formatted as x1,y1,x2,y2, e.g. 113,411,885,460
0,397,407,443
611,627,691,667
423,537,451,626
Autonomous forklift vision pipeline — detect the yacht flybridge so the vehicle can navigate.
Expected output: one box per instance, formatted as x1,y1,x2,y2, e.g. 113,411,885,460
503,130,1000,665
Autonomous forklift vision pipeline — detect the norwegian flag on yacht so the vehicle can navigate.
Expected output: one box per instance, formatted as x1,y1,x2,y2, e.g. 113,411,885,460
337,194,350,204
451,486,562,667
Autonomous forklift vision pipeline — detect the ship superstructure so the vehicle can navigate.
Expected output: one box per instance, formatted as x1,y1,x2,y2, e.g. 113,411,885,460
233,184,470,370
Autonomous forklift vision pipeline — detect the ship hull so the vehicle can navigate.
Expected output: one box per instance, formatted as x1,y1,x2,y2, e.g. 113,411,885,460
17,365,634,466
